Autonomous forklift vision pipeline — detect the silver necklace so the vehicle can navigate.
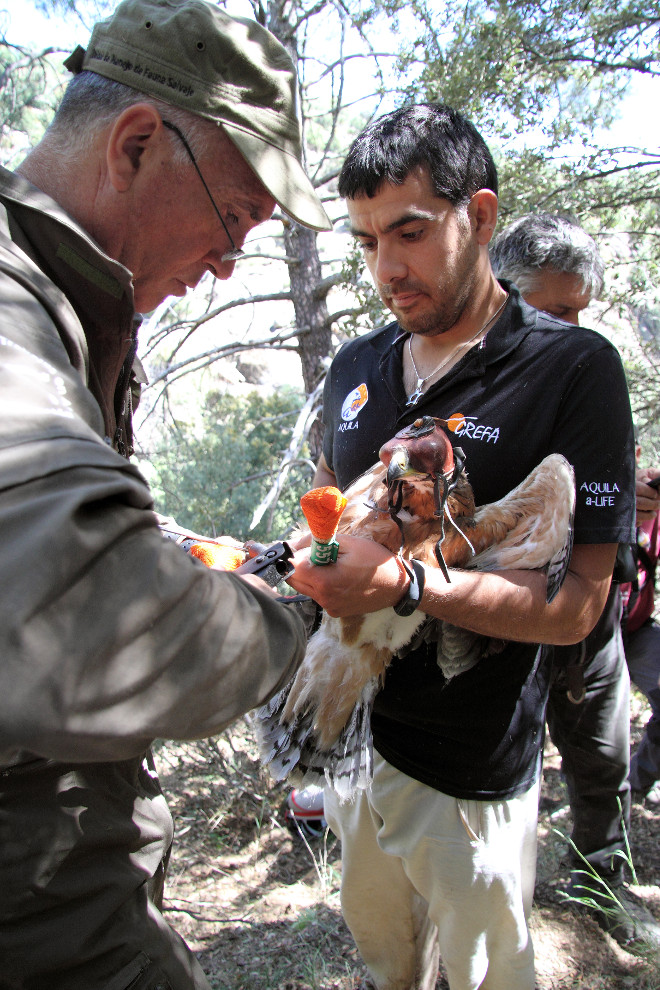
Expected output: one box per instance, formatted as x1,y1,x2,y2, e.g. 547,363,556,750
405,294,508,406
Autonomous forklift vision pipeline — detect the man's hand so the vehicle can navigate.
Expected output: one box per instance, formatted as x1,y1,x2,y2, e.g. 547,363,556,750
236,572,283,599
288,535,408,617
636,467,660,524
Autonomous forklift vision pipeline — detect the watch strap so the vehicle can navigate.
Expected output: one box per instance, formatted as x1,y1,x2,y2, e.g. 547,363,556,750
393,558,426,616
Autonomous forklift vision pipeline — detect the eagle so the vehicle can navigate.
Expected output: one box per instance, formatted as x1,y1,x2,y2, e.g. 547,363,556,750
254,416,575,800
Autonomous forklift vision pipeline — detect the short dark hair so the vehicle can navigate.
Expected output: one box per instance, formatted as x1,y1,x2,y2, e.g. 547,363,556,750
338,103,498,204
490,213,605,299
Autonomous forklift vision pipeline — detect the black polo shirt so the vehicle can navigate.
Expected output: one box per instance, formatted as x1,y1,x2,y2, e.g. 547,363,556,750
321,283,635,799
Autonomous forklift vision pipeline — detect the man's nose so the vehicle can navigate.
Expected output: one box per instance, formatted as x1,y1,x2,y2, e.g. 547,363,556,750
374,244,407,284
206,250,238,281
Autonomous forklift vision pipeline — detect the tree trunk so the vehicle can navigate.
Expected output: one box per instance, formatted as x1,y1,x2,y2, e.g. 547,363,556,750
283,220,331,463
266,0,332,465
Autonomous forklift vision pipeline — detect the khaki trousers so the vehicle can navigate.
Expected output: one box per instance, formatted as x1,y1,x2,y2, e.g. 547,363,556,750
324,754,539,990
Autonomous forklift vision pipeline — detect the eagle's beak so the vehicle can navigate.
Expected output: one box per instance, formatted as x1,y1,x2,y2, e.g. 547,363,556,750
386,447,414,485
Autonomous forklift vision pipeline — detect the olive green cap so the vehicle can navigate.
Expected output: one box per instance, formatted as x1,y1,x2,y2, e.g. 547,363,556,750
64,0,332,231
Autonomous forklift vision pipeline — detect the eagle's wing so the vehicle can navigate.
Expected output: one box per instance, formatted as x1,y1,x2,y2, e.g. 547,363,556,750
468,453,575,584
436,453,575,679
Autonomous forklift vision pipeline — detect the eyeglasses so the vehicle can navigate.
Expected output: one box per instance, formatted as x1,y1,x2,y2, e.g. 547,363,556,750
162,119,244,263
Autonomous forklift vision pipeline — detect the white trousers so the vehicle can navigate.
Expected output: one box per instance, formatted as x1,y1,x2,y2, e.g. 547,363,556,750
324,754,539,990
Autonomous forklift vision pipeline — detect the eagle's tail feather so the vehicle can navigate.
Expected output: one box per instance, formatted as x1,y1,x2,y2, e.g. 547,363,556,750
252,678,378,801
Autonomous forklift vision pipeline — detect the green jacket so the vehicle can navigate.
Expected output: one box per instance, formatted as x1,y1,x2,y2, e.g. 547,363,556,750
0,167,305,987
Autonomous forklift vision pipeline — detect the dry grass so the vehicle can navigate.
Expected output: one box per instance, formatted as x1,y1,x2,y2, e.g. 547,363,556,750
154,690,660,990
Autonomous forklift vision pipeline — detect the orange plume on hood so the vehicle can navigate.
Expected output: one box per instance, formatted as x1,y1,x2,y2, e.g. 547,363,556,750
300,486,348,542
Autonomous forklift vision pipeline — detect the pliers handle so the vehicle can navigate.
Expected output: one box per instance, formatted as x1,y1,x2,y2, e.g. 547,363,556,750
234,541,295,587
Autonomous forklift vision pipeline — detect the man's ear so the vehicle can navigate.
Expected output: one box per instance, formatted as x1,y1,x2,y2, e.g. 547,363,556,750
468,189,499,245
106,104,164,192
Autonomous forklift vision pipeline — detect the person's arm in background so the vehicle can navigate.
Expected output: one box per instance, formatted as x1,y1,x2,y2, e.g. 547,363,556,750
312,452,338,489
635,466,660,524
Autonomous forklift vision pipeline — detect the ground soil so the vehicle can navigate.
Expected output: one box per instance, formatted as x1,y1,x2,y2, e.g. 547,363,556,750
155,689,660,990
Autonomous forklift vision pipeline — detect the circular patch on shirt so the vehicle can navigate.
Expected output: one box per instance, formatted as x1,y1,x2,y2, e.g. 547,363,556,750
341,383,368,421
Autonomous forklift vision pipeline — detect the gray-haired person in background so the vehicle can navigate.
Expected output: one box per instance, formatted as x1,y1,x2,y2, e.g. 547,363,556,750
491,213,660,956
0,0,332,987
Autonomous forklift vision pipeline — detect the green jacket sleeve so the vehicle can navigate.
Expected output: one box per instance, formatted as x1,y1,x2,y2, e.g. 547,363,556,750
0,257,306,766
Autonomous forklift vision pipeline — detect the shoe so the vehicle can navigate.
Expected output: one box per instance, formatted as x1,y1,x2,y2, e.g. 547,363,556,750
568,877,660,957
285,785,327,838
632,780,660,807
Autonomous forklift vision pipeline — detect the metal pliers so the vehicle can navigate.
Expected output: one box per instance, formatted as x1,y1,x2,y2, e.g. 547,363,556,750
234,541,295,587
237,541,321,636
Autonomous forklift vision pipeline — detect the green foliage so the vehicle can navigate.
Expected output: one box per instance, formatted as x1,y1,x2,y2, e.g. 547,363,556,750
148,387,312,542
324,0,660,357
388,7,656,210
392,0,660,236
393,0,659,133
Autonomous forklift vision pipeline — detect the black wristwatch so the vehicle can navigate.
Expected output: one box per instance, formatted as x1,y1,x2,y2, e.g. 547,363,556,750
393,559,426,616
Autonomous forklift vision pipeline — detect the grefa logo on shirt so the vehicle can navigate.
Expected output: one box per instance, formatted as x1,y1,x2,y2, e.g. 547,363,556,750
446,411,500,443
340,384,368,424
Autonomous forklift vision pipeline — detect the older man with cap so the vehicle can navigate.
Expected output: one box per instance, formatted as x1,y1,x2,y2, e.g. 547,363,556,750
0,1,330,987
